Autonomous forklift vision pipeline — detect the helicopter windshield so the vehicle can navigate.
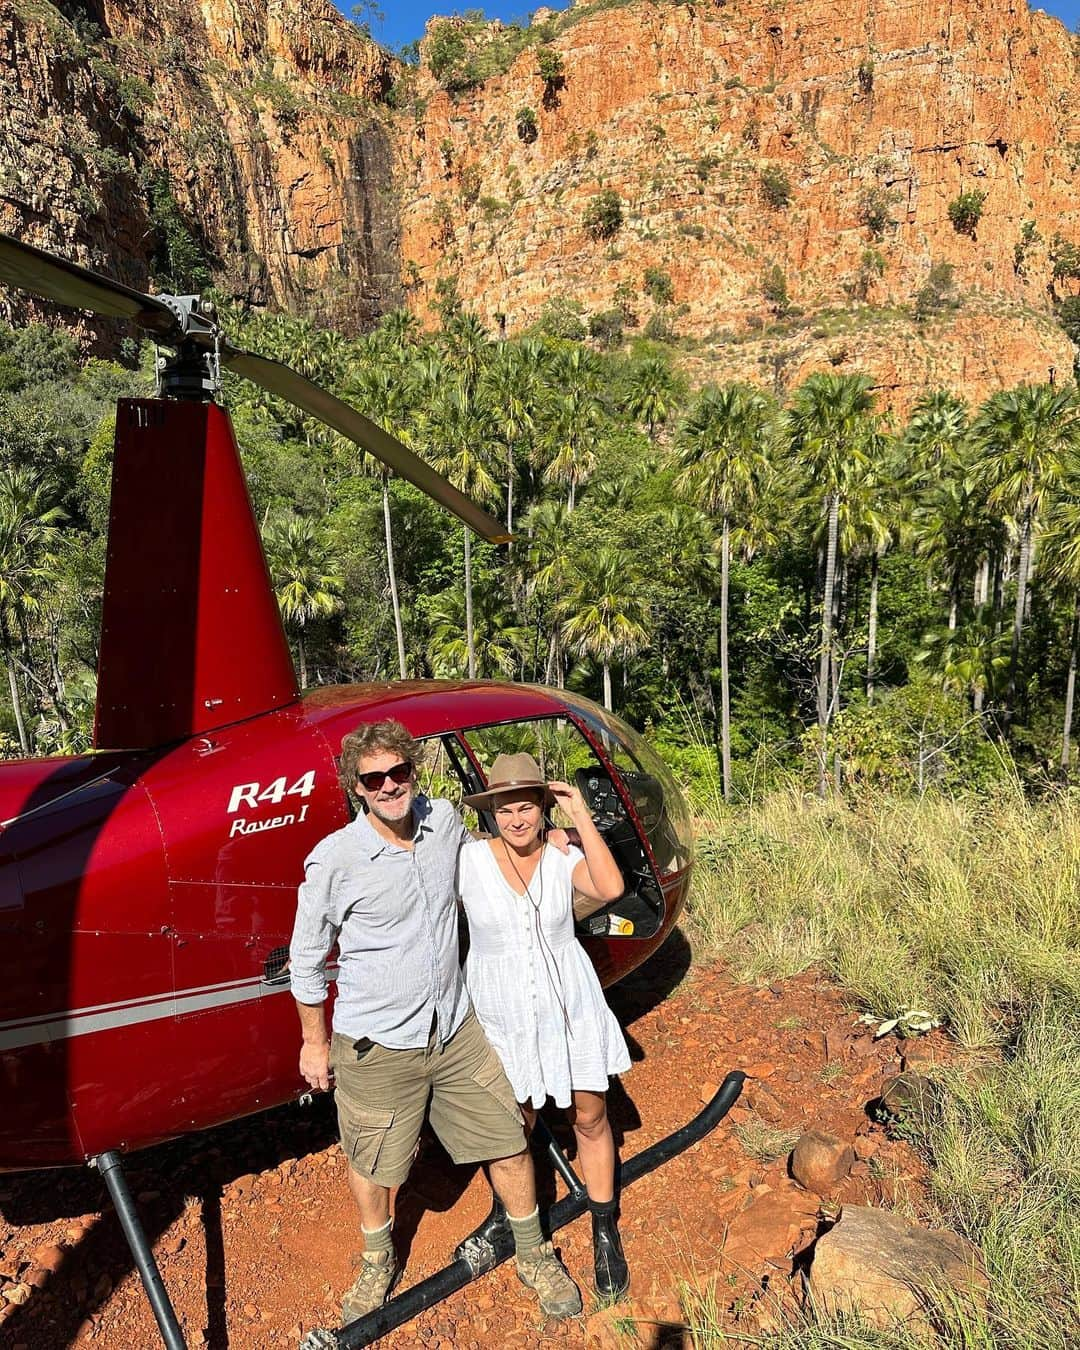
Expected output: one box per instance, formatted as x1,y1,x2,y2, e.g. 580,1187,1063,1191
551,694,693,877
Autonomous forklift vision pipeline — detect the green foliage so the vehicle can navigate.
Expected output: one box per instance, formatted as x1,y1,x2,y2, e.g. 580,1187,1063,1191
642,266,674,305
533,296,587,340
1057,295,1080,345
535,45,563,86
947,188,987,237
694,153,720,182
913,260,957,321
1050,233,1080,286
146,174,212,291
762,264,790,316
515,105,538,142
857,58,874,93
759,164,792,209
427,21,473,91
587,308,625,349
857,186,896,237
582,188,623,241
1014,218,1039,276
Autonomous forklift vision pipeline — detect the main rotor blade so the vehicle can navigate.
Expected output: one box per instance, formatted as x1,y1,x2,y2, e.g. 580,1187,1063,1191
0,232,179,339
224,347,511,544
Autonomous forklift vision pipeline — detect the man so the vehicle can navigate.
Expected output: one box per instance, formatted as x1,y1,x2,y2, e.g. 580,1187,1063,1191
289,718,582,1325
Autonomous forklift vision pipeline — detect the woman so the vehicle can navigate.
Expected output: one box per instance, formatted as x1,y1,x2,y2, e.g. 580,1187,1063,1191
459,752,632,1299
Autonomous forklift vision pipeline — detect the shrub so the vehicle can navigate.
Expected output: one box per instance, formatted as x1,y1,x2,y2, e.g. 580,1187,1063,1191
857,186,896,237
536,45,564,86
535,296,586,340
587,308,625,348
857,58,874,93
759,164,792,209
458,163,481,205
427,21,478,93
762,264,790,316
694,154,720,182
1013,219,1039,275
947,189,987,237
515,106,538,143
643,311,675,342
642,266,674,305
1050,233,1080,285
914,261,957,321
582,189,623,241
1056,295,1080,345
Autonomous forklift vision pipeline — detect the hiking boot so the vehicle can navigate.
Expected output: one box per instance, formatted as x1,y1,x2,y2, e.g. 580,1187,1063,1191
516,1240,583,1317
340,1249,399,1326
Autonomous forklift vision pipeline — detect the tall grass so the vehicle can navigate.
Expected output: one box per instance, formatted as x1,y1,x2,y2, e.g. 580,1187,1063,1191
684,786,1080,1347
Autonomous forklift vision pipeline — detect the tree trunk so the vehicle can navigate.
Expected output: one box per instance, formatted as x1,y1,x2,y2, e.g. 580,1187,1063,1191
381,476,407,679
867,548,880,704
1008,502,1033,716
992,548,1004,635
817,493,840,797
506,451,514,535
464,527,476,679
297,632,308,691
719,516,732,803
975,556,989,609
1,620,29,756
602,660,612,711
1061,593,1080,776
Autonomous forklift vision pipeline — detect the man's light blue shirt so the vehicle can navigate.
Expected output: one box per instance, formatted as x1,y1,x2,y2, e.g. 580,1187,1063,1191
289,795,472,1048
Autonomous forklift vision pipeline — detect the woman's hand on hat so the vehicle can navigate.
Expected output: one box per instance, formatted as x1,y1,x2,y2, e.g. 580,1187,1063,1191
548,779,588,822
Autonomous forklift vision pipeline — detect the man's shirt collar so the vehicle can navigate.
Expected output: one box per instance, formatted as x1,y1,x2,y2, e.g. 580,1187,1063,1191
348,793,435,859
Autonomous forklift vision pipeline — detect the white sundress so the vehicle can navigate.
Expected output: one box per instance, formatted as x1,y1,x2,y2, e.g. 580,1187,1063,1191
458,839,631,1109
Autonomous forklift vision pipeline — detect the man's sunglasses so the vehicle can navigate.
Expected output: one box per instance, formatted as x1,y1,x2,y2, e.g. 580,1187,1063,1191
356,760,413,792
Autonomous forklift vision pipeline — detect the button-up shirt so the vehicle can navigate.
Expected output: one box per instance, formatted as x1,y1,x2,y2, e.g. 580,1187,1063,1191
288,795,472,1048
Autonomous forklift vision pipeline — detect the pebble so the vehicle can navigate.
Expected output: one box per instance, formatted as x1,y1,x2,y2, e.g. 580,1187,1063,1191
31,1243,65,1273
2,1282,31,1306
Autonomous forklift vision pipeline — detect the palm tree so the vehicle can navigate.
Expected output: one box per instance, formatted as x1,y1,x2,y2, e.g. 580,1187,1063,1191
558,546,649,710
521,499,573,685
620,355,685,441
417,380,500,679
784,372,879,794
537,346,603,509
0,468,65,754
1039,466,1080,773
676,382,773,800
264,513,343,689
973,383,1080,719
342,358,417,678
426,585,527,679
480,341,541,533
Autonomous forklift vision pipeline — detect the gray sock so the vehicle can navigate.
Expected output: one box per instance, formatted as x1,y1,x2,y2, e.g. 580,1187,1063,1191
361,1218,393,1256
508,1205,543,1255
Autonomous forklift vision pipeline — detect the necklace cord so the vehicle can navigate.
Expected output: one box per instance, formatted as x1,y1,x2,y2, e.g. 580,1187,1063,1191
501,836,573,1038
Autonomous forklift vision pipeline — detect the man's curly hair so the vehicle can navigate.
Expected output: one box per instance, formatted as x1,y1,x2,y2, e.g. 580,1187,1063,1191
339,718,423,796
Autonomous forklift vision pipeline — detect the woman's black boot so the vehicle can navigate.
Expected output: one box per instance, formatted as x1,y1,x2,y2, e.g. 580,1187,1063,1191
589,1197,629,1300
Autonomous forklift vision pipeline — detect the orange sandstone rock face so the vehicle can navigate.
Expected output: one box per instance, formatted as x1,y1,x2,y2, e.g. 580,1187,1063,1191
0,0,401,332
395,0,1079,406
0,0,1076,404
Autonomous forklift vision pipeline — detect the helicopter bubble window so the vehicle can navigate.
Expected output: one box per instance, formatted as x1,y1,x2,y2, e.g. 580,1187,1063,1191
551,694,693,878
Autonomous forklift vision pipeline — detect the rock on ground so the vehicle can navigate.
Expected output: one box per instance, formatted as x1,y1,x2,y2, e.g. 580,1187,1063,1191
807,1204,987,1331
790,1130,854,1195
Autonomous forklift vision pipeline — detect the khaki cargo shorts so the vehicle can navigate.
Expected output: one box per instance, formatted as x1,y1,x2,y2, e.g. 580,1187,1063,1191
329,1009,526,1187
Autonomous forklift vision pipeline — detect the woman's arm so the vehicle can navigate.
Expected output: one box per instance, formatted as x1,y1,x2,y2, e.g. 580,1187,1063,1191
548,780,625,905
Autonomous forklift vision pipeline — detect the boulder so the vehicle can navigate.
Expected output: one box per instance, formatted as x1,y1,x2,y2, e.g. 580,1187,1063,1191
877,1073,937,1125
808,1205,987,1330
790,1130,854,1194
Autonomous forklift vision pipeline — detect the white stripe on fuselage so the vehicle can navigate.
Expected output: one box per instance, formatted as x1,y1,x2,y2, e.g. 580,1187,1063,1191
0,969,336,1052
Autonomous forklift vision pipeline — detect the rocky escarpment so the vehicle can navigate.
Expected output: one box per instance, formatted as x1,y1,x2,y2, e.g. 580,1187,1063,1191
396,0,1079,405
0,0,1078,403
0,0,401,333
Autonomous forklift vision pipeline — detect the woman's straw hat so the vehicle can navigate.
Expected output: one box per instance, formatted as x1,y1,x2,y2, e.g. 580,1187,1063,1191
461,752,555,809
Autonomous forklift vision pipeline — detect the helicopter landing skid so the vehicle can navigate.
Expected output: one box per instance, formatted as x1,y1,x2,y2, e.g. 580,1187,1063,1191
301,1071,746,1350
94,1150,188,1350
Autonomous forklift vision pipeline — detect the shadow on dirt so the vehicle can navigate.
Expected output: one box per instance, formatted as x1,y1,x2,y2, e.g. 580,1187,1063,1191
0,927,694,1347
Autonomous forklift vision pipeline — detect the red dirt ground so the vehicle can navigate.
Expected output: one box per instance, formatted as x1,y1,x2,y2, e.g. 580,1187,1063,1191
0,934,930,1349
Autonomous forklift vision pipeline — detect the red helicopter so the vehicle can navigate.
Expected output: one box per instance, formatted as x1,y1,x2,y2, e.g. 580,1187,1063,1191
0,234,743,1350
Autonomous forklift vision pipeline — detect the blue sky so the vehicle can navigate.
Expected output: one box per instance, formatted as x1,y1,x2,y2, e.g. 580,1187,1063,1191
339,2,1078,54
